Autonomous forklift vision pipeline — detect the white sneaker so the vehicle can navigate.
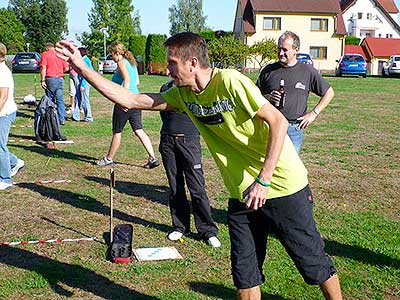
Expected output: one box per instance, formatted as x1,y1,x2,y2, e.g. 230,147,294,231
10,159,25,177
0,182,12,191
167,231,183,241
207,236,221,248
96,156,114,166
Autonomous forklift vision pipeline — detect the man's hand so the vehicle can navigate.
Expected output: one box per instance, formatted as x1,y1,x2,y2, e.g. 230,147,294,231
266,90,282,107
41,81,47,89
242,181,270,211
55,40,86,74
296,110,318,130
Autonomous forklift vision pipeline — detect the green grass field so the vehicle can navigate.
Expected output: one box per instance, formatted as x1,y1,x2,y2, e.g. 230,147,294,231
0,72,399,300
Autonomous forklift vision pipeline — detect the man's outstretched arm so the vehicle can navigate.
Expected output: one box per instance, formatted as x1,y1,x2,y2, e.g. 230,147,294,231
56,40,169,111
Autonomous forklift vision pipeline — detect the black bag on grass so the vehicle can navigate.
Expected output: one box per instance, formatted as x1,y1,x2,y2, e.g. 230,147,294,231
34,95,66,142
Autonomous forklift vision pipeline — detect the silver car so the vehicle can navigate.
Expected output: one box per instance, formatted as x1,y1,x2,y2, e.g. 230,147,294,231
102,54,117,74
382,55,400,77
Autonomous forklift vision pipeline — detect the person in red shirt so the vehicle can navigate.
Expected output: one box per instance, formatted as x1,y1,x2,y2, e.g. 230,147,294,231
40,43,69,125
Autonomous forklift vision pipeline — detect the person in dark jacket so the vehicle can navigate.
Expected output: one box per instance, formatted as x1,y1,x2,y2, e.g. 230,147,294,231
159,79,220,247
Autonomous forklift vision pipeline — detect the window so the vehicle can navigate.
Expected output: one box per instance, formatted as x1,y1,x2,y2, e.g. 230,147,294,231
358,13,363,19
263,17,281,30
367,13,372,20
310,47,327,59
311,18,328,31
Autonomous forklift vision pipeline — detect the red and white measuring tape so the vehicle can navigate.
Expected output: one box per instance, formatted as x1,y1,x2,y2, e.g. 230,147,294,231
1,237,97,247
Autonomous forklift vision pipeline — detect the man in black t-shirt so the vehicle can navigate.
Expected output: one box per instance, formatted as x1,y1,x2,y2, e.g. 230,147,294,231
159,80,220,248
256,31,334,153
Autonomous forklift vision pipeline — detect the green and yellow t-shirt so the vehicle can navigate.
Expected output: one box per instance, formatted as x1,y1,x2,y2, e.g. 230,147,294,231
162,68,308,200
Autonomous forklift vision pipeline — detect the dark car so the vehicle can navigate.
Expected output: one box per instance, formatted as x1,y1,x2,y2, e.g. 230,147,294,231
11,52,41,73
335,54,367,78
296,53,313,66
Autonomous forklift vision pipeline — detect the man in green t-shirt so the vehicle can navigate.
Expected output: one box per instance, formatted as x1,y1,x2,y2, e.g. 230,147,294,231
57,32,342,300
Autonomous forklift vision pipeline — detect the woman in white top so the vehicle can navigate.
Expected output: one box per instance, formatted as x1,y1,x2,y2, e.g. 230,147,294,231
0,43,25,190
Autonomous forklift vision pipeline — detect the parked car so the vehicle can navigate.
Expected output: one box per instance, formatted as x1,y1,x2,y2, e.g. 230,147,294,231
11,52,41,73
98,57,105,73
102,54,117,74
296,53,313,66
382,55,400,77
335,54,367,78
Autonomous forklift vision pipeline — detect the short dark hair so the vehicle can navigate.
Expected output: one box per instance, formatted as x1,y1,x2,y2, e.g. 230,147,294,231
164,32,210,68
78,47,88,56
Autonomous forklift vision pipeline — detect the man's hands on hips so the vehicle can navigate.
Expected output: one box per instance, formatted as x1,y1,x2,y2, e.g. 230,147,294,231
296,110,318,130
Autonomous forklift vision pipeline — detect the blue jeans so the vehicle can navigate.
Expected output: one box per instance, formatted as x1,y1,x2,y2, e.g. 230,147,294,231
0,112,18,184
72,85,93,122
287,123,304,154
45,77,66,124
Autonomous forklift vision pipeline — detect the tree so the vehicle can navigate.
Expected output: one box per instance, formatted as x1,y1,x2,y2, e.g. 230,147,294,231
169,0,207,35
0,8,26,54
10,0,68,52
248,38,278,69
79,0,141,58
208,35,249,69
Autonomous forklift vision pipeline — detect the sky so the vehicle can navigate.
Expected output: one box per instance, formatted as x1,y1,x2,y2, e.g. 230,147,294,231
0,0,238,43
1,0,400,44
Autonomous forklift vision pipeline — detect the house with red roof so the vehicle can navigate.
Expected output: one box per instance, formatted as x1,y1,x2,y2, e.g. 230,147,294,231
361,37,400,74
340,0,400,38
344,37,400,74
233,0,346,72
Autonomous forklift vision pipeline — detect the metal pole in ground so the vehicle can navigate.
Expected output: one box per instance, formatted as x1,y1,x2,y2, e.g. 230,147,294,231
34,75,37,100
109,166,115,244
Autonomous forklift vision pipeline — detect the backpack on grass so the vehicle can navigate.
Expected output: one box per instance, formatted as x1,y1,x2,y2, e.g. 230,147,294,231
34,95,66,142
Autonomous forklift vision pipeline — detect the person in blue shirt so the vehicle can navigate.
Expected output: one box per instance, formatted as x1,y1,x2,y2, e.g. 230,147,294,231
72,47,94,122
97,42,159,169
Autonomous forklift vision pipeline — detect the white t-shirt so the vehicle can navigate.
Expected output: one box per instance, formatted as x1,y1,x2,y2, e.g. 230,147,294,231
0,62,17,116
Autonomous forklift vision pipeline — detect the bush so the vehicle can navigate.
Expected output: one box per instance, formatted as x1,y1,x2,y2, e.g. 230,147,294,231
130,35,147,65
145,34,167,75
345,36,361,45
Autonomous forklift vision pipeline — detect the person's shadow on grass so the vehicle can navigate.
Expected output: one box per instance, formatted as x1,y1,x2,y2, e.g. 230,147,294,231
0,246,160,300
325,239,400,269
18,183,171,236
189,282,288,300
85,175,170,206
12,144,98,163
85,175,229,225
8,133,36,141
16,110,34,119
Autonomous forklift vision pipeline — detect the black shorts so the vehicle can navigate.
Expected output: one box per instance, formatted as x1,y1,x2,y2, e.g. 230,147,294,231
228,185,336,289
112,104,142,133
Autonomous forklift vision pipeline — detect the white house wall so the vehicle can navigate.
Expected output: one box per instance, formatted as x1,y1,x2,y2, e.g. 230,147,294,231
342,0,400,38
